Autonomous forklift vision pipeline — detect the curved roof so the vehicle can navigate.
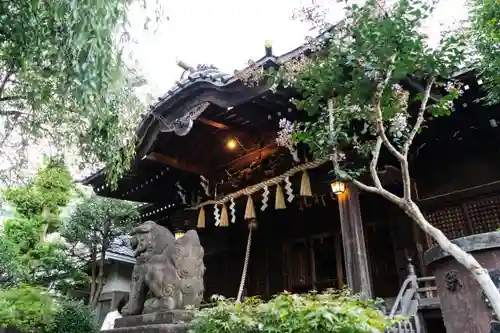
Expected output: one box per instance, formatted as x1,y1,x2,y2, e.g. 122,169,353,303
81,39,319,202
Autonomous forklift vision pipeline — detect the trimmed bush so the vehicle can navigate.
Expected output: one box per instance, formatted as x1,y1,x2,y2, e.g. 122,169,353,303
190,290,398,333
48,300,98,333
0,285,57,333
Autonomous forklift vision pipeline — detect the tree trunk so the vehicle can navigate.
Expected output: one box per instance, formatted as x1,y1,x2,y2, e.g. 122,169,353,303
90,241,108,309
93,256,106,309
89,250,97,308
405,200,500,318
39,207,50,243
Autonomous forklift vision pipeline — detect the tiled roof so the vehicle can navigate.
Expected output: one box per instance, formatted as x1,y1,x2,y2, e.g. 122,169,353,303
107,235,134,258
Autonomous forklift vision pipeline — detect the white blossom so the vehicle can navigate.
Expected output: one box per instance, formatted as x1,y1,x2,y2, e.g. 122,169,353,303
445,81,464,96
276,118,296,150
390,113,408,135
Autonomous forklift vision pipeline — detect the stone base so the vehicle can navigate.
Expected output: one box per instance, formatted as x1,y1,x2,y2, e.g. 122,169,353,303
107,323,188,333
116,310,194,328
106,310,194,333
424,231,500,333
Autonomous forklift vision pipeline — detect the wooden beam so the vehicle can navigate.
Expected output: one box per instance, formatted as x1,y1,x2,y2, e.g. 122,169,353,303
219,144,278,172
335,231,345,289
198,117,230,130
337,183,373,298
145,152,210,176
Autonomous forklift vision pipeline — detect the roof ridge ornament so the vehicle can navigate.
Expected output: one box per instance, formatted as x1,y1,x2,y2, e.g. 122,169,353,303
157,101,210,136
177,60,224,80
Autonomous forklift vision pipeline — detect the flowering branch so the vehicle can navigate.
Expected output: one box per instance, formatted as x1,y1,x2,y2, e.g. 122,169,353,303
403,77,435,156
372,53,405,163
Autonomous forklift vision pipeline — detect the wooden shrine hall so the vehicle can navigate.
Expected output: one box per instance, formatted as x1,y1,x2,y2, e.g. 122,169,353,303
83,40,500,327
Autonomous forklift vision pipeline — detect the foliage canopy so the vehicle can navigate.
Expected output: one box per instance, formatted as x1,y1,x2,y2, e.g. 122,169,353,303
271,0,467,175
470,0,500,104
61,194,139,307
0,160,85,291
0,0,163,185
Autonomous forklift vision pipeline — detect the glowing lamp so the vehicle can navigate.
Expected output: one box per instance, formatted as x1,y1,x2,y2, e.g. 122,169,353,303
226,138,238,150
175,231,185,239
330,180,346,195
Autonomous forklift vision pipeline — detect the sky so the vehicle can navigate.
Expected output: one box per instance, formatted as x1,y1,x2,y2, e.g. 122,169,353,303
127,0,469,102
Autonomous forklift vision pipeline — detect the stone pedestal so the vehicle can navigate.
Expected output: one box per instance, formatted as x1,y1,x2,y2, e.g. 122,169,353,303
424,231,500,333
107,310,193,333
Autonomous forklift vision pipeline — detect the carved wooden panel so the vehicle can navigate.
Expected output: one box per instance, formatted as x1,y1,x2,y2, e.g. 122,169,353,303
465,196,500,234
425,206,467,244
424,193,500,247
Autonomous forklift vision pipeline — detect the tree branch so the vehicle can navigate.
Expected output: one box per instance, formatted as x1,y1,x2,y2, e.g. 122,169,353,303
0,71,13,98
0,96,25,102
372,53,405,162
403,77,435,156
351,135,402,204
0,110,28,117
399,77,435,201
370,137,384,189
352,178,402,204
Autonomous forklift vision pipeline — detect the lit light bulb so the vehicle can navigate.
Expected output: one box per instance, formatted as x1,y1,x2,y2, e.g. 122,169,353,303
226,138,238,150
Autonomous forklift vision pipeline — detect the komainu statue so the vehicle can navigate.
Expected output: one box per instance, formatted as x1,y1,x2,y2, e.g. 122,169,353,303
121,221,205,316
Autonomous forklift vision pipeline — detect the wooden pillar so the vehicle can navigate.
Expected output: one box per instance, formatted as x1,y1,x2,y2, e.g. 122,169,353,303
337,182,373,298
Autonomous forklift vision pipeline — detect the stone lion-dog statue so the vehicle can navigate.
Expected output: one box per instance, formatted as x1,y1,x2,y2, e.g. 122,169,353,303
121,221,205,316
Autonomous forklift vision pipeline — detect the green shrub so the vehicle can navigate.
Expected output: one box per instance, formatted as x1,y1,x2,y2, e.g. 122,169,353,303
48,300,98,333
0,285,57,333
190,290,397,333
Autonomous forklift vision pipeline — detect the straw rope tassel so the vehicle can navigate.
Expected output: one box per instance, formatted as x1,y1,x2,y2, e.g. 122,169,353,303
275,184,286,209
300,170,313,196
220,203,229,227
197,207,206,228
244,195,256,219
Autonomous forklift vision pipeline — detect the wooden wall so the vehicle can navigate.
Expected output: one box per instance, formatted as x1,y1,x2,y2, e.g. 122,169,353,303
415,151,500,248
201,192,412,300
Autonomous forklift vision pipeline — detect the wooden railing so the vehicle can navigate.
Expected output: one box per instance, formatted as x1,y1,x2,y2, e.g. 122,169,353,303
386,260,440,333
415,276,439,309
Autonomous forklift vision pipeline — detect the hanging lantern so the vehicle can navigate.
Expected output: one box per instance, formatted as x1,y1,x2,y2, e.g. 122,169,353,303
330,180,346,195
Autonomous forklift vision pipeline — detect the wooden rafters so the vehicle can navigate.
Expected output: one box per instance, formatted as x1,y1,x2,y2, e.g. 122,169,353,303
198,117,231,130
219,144,278,172
145,152,211,176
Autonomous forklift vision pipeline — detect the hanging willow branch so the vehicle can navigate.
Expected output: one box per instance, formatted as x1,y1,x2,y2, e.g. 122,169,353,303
187,158,330,210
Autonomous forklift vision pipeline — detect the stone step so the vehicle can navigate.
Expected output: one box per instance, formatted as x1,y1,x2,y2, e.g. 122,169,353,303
115,311,194,329
108,323,189,333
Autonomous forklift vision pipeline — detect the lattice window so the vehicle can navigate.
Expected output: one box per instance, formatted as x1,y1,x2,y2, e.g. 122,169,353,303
465,196,500,234
426,206,467,242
